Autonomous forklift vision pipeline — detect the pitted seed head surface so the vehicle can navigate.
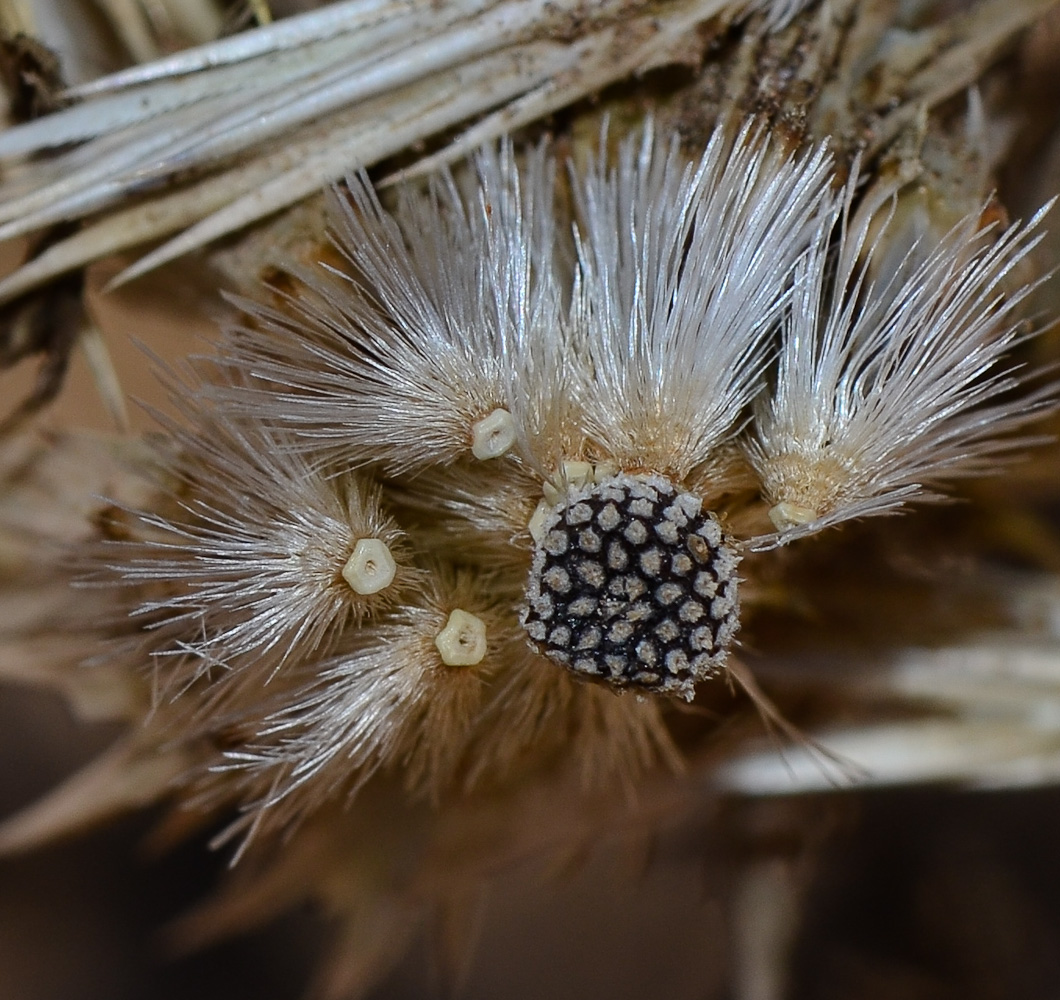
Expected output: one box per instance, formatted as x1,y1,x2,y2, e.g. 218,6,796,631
521,472,740,700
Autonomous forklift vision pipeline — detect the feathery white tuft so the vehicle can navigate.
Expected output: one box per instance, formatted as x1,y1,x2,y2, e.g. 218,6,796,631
207,574,680,846
570,123,833,477
748,197,1056,544
221,123,836,488
97,395,410,699
219,139,564,475
202,571,504,844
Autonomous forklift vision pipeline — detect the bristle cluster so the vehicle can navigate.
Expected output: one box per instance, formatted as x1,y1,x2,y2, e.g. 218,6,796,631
747,192,1055,543
29,118,1048,851
102,411,410,701
522,474,740,700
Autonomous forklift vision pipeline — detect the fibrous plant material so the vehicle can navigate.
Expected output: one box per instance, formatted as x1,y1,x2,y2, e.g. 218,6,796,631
750,193,1055,540
0,0,813,304
1,2,1060,999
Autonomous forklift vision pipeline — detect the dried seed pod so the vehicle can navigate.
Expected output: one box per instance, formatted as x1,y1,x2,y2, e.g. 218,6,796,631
522,472,740,700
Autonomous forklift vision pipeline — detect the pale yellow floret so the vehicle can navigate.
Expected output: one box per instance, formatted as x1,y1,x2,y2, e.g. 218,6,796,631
533,461,622,541
434,609,488,666
470,408,517,460
768,502,819,531
341,538,397,595
758,452,855,530
541,461,598,504
528,499,552,544
592,461,618,483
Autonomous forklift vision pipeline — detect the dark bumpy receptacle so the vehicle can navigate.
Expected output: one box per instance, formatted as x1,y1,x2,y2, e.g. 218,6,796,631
521,472,740,700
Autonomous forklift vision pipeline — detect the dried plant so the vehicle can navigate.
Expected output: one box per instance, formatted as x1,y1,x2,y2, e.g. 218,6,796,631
2,2,1060,998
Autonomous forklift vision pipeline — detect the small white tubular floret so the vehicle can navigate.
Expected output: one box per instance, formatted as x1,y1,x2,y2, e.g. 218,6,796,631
568,121,834,477
434,609,488,666
341,538,397,595
470,407,517,460
748,194,1056,544
767,501,818,532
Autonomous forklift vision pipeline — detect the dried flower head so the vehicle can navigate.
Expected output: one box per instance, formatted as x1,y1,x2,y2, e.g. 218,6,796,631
1,4,1059,996
214,123,836,702
2,113,1035,876
750,192,1056,540
89,388,414,697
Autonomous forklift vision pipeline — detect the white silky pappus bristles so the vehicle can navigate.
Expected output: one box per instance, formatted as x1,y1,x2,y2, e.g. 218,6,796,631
201,572,506,844
220,139,565,476
570,124,833,478
748,195,1056,544
203,568,681,847
220,122,835,487
97,394,411,699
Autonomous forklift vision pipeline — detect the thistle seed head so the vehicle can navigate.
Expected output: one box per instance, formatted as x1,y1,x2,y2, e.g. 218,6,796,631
521,472,741,700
